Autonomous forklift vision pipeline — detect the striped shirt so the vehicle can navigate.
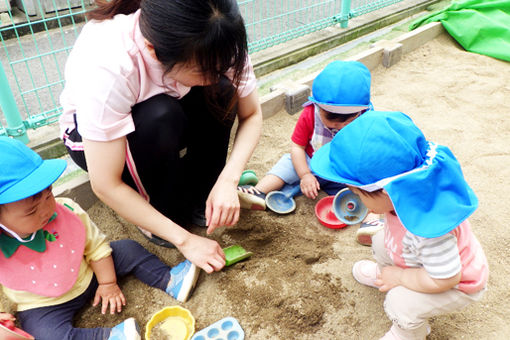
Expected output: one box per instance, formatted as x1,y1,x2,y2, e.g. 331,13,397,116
384,212,488,294
401,232,461,279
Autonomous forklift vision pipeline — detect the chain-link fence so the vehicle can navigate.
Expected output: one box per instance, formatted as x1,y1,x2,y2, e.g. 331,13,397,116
0,0,403,142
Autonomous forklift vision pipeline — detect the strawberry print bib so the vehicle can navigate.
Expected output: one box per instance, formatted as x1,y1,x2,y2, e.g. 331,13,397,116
0,203,86,297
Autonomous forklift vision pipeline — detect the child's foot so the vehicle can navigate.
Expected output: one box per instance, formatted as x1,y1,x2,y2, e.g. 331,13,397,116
379,324,430,340
108,318,141,340
166,260,200,302
352,260,380,288
237,185,266,210
379,326,403,340
356,217,384,246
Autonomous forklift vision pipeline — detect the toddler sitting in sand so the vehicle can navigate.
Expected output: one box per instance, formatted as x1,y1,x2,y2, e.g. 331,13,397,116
0,137,200,340
238,60,371,208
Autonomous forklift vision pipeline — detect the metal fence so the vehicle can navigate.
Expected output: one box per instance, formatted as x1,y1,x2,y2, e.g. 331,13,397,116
0,0,402,142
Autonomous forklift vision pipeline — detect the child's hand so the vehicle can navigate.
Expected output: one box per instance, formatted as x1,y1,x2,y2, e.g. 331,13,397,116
375,265,403,292
0,313,16,329
93,282,126,315
300,173,320,199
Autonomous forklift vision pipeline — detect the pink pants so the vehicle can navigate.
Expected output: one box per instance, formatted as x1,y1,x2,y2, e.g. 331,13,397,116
371,230,485,340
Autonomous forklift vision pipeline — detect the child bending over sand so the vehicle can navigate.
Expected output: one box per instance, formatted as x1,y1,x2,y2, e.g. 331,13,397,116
311,111,488,340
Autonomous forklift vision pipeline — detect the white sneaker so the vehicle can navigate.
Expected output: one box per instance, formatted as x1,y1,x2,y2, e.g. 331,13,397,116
108,318,141,340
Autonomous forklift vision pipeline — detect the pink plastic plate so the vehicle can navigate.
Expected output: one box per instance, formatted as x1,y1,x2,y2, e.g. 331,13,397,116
315,196,347,229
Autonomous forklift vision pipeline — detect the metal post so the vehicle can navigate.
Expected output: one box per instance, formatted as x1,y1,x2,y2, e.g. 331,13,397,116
340,0,352,28
0,61,28,143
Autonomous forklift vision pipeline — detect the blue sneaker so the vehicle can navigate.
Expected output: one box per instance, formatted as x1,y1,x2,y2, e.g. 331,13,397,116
108,318,141,340
166,260,200,302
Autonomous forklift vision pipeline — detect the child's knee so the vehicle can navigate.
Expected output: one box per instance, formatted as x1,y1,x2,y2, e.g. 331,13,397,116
22,322,73,340
383,288,427,330
371,230,390,265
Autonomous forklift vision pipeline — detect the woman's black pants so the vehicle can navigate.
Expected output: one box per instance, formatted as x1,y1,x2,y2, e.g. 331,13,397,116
64,82,236,226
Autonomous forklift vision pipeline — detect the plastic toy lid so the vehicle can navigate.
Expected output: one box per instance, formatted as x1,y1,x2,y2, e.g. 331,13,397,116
266,191,296,214
315,196,347,229
145,306,195,340
332,188,368,225
0,322,35,340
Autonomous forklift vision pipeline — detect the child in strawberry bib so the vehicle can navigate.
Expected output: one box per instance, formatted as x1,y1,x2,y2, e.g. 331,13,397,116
0,137,200,340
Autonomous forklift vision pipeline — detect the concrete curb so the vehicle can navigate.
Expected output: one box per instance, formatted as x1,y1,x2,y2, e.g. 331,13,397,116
53,173,97,210
250,0,442,78
259,21,444,119
53,21,445,210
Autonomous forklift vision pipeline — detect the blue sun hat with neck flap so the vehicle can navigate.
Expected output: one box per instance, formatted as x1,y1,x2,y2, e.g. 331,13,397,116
0,136,66,204
310,111,478,238
305,60,373,114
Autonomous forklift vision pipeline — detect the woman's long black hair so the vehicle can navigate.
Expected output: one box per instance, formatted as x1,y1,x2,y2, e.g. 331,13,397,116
88,0,249,120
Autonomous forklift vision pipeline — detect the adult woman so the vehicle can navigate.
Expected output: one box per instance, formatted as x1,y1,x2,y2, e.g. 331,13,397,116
59,0,262,274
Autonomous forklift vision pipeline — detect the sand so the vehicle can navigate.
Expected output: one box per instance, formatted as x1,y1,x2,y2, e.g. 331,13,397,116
4,33,510,339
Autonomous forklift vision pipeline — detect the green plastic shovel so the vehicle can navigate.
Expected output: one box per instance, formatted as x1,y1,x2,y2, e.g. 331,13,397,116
223,245,253,267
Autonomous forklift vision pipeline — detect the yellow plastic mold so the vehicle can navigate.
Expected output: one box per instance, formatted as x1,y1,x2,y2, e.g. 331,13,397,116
145,306,195,340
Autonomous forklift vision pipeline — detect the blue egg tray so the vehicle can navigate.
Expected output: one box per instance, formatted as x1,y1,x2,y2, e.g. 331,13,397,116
191,317,244,340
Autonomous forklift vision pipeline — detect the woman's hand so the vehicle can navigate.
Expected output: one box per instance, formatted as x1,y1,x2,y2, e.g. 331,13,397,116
205,178,240,234
201,90,262,234
177,233,226,273
205,89,263,234
300,173,320,199
93,282,126,315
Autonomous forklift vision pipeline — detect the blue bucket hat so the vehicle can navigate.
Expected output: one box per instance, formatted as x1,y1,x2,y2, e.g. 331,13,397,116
306,60,372,114
310,111,478,238
0,137,66,204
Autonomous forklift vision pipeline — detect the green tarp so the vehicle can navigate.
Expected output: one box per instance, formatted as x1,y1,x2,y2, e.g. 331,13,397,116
410,0,510,62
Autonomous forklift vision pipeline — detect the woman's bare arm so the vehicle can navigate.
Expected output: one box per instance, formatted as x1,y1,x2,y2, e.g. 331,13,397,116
83,137,225,273
205,89,263,233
